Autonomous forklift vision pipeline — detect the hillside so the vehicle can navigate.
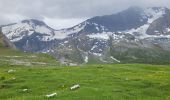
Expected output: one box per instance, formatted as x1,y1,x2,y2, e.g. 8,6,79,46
0,28,60,67
0,47,60,67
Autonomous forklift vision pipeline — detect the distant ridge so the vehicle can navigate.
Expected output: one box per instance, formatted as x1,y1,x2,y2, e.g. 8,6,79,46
2,7,170,64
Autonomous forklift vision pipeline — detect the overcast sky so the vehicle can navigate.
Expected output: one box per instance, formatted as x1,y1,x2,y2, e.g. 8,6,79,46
0,0,170,29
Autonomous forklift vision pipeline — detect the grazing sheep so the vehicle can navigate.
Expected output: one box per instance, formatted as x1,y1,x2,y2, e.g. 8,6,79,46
70,84,80,90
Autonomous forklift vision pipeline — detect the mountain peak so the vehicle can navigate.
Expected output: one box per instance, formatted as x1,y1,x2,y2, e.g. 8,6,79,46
21,19,46,26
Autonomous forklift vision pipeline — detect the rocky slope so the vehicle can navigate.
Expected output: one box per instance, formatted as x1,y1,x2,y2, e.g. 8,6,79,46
2,7,170,64
0,27,16,49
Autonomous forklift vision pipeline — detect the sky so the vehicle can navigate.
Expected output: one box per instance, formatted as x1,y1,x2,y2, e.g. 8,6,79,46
0,0,170,29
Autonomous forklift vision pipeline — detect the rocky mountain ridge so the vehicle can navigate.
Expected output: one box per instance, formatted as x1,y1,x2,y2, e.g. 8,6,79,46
2,7,170,64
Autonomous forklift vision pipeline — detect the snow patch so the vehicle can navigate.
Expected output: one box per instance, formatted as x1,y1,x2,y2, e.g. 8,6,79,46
84,56,88,63
35,26,51,34
87,32,110,40
124,7,165,38
44,23,86,40
110,56,120,63
91,45,98,51
93,53,102,56
64,41,69,43
165,28,170,32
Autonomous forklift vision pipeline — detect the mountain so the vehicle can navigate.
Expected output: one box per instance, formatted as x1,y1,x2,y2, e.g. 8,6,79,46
1,19,57,52
1,19,84,52
2,7,170,64
0,25,59,67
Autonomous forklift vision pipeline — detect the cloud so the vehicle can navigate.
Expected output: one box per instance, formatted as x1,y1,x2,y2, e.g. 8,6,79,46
43,17,87,29
0,0,170,29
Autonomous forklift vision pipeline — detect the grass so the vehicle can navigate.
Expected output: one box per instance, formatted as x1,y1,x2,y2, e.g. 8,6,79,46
0,47,60,67
0,47,170,100
0,64,170,100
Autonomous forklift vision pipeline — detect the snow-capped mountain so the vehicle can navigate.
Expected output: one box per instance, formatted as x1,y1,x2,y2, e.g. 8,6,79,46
49,7,170,64
2,7,170,64
1,19,85,52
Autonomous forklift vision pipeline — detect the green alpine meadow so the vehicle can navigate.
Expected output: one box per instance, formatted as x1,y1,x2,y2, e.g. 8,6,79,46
0,46,170,100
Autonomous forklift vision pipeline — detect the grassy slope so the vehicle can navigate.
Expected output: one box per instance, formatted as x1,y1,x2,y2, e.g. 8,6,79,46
111,48,170,65
0,47,170,100
0,47,60,67
0,64,170,100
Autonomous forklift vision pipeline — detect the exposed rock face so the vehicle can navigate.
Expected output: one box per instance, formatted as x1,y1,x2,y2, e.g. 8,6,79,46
0,28,16,49
146,8,170,35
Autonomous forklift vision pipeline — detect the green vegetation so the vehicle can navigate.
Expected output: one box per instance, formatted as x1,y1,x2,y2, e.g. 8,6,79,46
0,47,60,67
0,47,170,100
111,48,170,65
0,63,170,99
